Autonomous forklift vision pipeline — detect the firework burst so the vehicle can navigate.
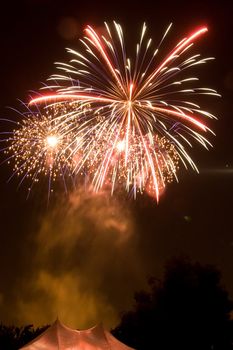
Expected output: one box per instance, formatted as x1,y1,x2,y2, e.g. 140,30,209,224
4,22,219,200
1,103,88,197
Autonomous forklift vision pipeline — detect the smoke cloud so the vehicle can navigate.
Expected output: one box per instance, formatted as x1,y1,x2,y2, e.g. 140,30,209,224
4,189,146,329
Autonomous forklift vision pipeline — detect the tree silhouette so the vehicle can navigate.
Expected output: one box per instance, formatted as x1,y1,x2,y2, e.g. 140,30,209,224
112,257,233,350
0,324,49,350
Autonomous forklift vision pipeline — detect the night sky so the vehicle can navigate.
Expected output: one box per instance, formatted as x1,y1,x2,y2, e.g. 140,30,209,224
0,0,233,328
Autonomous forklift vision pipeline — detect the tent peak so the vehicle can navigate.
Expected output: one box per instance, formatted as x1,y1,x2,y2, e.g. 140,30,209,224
20,319,135,350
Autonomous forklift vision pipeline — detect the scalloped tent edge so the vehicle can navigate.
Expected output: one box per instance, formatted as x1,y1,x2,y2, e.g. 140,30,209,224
19,319,135,350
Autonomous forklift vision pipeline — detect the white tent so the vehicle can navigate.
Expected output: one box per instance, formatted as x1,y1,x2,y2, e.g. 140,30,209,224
20,319,134,350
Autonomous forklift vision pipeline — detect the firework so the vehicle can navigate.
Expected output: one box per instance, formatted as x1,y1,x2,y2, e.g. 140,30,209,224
7,22,219,200
1,103,88,197
83,122,180,197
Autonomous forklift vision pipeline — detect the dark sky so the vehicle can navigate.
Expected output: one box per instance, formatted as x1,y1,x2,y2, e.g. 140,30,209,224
0,0,233,328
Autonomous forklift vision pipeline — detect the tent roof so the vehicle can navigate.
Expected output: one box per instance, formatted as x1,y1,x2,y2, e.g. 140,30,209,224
20,319,134,350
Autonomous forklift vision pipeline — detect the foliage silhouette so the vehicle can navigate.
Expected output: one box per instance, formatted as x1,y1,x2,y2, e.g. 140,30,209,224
112,257,233,350
0,324,49,350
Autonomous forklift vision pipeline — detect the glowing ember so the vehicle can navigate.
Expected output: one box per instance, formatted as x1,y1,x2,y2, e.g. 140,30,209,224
116,140,126,153
46,135,59,148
